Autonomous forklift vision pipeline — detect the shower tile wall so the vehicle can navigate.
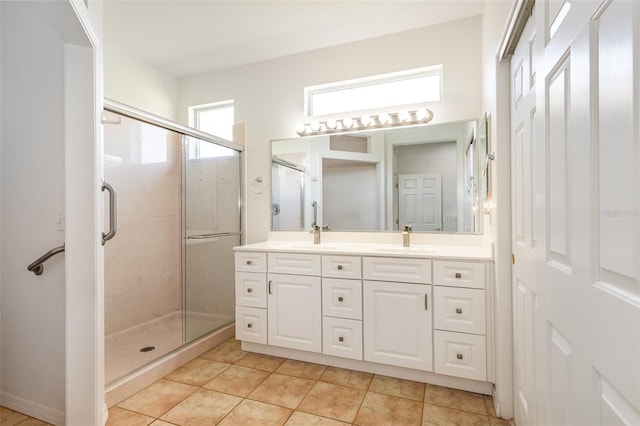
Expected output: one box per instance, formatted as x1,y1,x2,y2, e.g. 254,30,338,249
104,117,182,336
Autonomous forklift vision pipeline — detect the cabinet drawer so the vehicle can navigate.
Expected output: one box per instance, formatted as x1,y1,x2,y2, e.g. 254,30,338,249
268,252,321,276
363,257,431,284
434,287,485,335
434,330,486,381
322,317,363,360
235,272,267,308
322,255,362,279
235,306,267,344
433,261,485,289
235,252,267,273
322,278,362,320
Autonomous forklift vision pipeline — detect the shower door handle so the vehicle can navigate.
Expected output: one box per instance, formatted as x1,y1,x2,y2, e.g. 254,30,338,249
102,181,117,245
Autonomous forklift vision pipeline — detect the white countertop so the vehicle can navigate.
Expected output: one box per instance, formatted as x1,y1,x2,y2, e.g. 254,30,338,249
234,240,493,260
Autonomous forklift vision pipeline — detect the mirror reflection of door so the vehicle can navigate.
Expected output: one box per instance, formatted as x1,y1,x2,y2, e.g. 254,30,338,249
398,173,442,231
271,156,305,230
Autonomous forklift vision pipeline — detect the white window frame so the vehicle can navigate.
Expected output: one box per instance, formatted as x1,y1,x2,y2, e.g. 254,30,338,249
304,65,443,117
188,99,234,140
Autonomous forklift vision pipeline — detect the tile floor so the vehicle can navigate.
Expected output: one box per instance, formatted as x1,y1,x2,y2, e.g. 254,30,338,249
108,338,512,426
0,337,514,426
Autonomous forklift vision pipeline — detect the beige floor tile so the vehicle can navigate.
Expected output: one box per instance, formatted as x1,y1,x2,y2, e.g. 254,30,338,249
318,366,373,390
424,384,487,415
164,358,230,386
149,421,175,426
106,406,154,426
0,407,29,426
489,417,513,426
235,352,286,372
203,364,271,397
369,374,425,401
13,419,52,426
159,388,242,426
118,379,198,418
248,373,315,409
217,399,293,426
353,391,423,426
484,395,497,418
423,403,490,426
200,338,247,363
276,359,327,380
285,411,350,425
298,381,365,423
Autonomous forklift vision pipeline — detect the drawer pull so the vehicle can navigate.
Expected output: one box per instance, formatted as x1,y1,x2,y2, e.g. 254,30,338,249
247,288,253,293
268,280,272,294
456,308,462,314
455,272,462,279
338,336,344,342
338,296,344,302
456,353,463,360
337,265,343,270
424,294,428,310
246,260,252,265
247,323,253,328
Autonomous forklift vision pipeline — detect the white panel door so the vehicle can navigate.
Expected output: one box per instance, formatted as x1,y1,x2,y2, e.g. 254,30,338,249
363,280,432,371
398,173,442,231
267,273,322,353
511,1,640,424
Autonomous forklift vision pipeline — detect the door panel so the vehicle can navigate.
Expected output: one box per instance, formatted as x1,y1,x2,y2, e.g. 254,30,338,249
511,1,640,424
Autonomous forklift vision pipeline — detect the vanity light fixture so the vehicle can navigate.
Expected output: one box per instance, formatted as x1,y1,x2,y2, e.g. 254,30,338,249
294,107,434,136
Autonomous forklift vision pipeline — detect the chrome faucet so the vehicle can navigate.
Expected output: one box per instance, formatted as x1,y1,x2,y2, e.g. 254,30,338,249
311,224,321,244
402,224,412,247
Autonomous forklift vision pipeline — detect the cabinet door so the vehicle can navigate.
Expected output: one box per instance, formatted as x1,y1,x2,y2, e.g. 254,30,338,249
267,273,322,353
363,281,432,371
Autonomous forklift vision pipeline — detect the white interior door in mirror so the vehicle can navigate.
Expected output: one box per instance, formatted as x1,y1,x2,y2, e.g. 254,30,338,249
398,173,442,231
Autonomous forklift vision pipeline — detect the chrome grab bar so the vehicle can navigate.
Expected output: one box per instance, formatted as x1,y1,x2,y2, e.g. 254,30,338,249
102,181,117,245
27,244,65,276
186,231,241,240
311,201,318,227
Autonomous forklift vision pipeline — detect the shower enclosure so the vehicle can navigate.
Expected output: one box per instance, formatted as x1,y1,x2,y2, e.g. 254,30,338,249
102,101,242,386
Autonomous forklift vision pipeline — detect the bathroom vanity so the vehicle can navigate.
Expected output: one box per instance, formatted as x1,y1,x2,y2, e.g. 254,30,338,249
234,236,494,395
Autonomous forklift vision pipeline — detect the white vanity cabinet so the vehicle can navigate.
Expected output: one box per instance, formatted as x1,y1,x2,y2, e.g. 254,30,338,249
432,260,487,381
234,252,268,344
362,257,433,371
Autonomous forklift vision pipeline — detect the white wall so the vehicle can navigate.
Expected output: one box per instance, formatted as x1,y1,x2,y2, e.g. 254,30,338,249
179,16,483,243
1,1,66,417
104,42,179,121
481,0,515,419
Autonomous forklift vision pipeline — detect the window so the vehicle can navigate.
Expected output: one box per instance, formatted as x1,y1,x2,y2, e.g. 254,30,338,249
189,100,234,141
305,66,442,117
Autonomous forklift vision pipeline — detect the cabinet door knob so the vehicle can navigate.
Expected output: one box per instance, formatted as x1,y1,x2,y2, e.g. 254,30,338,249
247,323,253,328
247,288,253,293
456,353,463,360
456,308,462,314
246,260,252,265
455,272,462,278
338,336,344,342
338,296,344,302
337,265,343,270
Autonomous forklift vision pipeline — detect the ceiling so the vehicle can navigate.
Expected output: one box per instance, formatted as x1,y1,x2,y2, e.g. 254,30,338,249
104,0,486,78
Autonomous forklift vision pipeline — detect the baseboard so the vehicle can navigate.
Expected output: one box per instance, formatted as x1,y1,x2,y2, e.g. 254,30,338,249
1,391,65,426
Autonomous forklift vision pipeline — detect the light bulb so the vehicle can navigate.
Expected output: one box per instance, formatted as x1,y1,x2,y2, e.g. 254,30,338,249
398,110,410,122
378,112,390,124
342,117,354,128
326,118,337,130
295,123,306,135
416,108,428,121
310,121,321,132
360,115,372,126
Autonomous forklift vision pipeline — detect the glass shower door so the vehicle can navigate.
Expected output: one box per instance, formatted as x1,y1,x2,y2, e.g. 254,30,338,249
183,136,241,342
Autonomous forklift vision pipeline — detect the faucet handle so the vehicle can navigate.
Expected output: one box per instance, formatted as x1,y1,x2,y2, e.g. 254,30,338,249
310,224,320,232
403,224,412,232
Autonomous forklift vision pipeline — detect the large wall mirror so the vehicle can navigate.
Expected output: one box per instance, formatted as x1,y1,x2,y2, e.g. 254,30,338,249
271,118,485,234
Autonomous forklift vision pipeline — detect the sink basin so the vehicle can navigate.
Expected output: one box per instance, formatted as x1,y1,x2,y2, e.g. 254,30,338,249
373,246,439,255
275,243,339,250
